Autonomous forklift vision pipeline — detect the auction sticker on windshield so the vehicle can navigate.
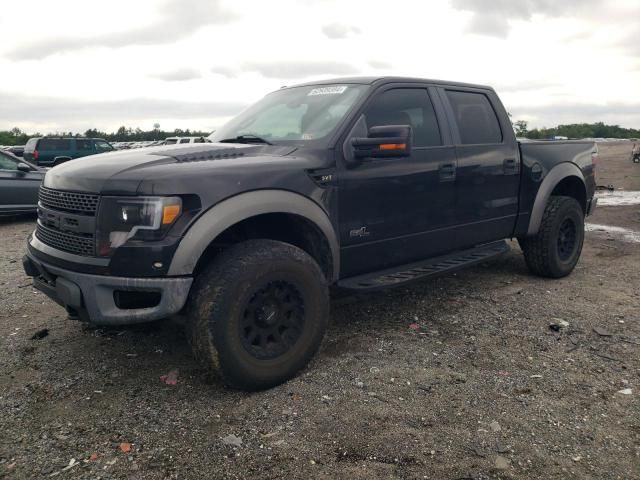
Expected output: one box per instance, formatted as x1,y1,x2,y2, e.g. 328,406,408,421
308,86,348,96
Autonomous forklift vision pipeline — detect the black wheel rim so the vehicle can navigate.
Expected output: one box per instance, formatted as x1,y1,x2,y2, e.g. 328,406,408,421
557,218,577,261
240,281,305,360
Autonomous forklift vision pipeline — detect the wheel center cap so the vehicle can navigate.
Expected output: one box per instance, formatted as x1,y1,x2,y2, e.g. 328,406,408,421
259,303,279,327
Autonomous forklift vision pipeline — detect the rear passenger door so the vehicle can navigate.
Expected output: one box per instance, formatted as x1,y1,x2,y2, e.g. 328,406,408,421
439,88,520,246
38,139,73,165
76,139,93,158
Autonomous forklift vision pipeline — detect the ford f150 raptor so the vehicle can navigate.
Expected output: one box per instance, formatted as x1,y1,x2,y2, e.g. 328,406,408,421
23,77,597,390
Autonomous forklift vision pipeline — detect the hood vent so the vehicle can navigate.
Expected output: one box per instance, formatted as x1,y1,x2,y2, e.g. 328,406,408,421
174,150,248,163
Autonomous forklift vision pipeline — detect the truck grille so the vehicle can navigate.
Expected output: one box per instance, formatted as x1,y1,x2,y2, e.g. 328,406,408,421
35,223,95,256
36,187,98,256
39,186,99,215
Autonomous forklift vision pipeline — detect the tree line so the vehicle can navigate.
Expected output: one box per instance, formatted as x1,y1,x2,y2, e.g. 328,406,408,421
2,122,639,146
0,126,211,146
513,121,640,140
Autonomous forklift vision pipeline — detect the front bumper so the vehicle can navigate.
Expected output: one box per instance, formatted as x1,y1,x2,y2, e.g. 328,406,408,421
23,252,192,325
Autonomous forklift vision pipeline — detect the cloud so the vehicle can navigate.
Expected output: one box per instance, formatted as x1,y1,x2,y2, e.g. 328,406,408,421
368,60,392,70
210,60,359,80
6,0,236,60
0,91,246,129
242,60,359,79
508,101,640,128
321,23,361,39
211,65,238,78
149,68,202,82
451,0,604,37
494,80,562,93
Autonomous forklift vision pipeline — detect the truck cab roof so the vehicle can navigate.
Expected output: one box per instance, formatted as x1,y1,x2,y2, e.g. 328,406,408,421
287,76,494,91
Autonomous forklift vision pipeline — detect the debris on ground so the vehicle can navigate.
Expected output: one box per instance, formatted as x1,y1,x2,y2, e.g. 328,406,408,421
221,434,243,447
89,453,98,461
118,443,132,453
489,421,501,432
408,323,420,330
30,328,49,340
593,327,613,337
616,388,632,395
61,458,77,472
495,455,510,470
549,319,570,331
160,368,179,385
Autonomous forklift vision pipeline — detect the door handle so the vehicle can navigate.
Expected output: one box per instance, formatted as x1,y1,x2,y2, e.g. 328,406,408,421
439,162,456,181
503,158,518,174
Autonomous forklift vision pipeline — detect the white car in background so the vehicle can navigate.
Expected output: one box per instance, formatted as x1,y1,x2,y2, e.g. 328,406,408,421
164,136,209,145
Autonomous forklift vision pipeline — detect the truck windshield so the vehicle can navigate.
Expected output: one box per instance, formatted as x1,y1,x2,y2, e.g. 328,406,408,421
209,84,368,145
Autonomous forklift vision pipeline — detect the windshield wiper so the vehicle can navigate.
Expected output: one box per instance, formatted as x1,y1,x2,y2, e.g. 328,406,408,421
219,134,273,145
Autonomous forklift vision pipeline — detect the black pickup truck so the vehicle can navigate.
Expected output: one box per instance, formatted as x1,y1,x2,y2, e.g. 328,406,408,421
23,77,597,390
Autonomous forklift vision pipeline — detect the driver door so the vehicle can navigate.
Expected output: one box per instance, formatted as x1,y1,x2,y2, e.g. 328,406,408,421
337,86,458,278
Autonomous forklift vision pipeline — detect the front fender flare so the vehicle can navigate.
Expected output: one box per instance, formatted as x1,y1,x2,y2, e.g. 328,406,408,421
167,190,340,280
526,162,585,236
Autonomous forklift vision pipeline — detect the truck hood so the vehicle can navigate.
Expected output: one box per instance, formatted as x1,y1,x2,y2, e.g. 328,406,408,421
42,143,320,194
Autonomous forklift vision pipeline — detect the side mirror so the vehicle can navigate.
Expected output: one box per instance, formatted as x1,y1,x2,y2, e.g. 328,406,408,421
352,125,412,160
16,162,32,173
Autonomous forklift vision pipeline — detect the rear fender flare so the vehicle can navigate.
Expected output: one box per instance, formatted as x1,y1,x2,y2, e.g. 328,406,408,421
167,190,340,280
526,162,585,236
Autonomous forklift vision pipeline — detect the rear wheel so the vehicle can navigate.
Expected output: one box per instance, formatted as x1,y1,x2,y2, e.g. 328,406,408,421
518,196,584,278
186,239,329,390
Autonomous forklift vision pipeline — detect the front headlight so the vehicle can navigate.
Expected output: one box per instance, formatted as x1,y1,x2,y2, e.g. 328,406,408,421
96,196,182,257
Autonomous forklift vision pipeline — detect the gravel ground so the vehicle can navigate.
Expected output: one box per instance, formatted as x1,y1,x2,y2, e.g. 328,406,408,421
1,143,639,479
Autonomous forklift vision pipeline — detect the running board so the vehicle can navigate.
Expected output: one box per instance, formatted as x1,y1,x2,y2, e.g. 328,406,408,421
338,240,510,291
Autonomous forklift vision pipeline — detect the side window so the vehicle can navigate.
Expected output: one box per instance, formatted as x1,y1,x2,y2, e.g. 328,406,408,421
179,138,191,144
76,139,92,151
0,152,18,170
363,88,442,147
94,141,112,152
194,137,205,143
445,91,502,144
39,139,72,151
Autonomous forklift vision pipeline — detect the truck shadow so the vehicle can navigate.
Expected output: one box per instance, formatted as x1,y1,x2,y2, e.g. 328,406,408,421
50,247,531,388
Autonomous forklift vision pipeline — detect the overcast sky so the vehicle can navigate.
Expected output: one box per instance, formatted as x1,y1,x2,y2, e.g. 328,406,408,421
1,0,639,133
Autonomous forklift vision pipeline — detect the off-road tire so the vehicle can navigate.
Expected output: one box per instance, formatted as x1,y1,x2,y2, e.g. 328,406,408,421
518,196,585,278
186,239,329,390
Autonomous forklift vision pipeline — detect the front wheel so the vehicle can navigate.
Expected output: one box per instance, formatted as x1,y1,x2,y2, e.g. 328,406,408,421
518,196,585,278
187,239,329,390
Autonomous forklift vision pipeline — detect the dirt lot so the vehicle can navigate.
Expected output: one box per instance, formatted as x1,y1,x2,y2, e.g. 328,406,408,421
1,143,639,479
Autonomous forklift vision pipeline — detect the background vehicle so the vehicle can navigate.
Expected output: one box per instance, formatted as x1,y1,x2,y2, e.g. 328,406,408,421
3,145,25,157
23,137,114,166
163,136,208,145
23,77,596,391
0,150,44,216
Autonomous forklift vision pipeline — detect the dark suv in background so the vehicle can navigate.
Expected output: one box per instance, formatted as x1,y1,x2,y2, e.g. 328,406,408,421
23,137,114,167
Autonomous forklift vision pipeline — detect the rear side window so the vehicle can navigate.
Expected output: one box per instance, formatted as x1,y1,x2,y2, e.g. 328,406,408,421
25,138,38,151
446,91,502,144
179,138,191,144
363,88,442,147
39,139,72,151
76,139,92,151
165,139,178,145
